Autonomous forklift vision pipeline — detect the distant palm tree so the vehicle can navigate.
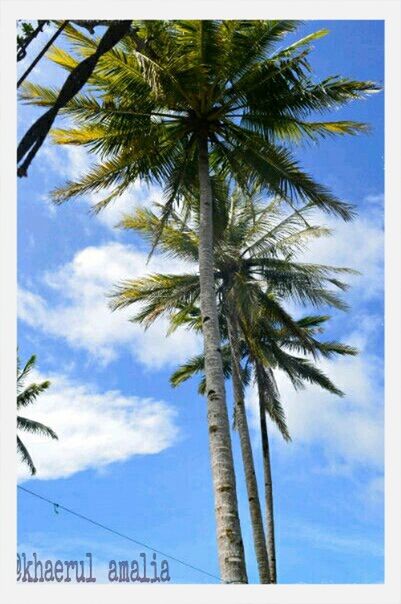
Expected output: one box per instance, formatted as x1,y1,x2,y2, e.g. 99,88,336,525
110,193,356,582
17,354,58,475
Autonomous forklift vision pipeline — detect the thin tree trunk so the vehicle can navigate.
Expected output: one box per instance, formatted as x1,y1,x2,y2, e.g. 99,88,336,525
226,305,271,584
256,361,277,583
197,133,247,584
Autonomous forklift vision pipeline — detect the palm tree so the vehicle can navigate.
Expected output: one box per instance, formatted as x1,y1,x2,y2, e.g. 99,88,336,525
172,310,356,583
110,193,356,582
20,21,377,582
17,354,58,476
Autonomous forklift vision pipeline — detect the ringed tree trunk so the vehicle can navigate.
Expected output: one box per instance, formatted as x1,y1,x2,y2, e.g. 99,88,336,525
255,360,277,583
197,133,248,584
226,303,271,584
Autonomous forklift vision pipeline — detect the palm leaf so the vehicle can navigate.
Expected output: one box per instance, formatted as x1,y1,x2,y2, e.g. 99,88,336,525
17,436,36,475
17,416,58,440
17,381,51,409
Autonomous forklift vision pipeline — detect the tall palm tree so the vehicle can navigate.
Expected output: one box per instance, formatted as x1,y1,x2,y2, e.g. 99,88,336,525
172,310,356,583
21,21,377,582
110,194,356,582
17,354,58,476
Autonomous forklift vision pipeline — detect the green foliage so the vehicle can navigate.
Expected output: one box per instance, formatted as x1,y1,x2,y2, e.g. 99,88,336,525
17,353,57,475
111,193,354,324
19,20,379,227
17,21,34,48
17,20,49,55
111,191,358,441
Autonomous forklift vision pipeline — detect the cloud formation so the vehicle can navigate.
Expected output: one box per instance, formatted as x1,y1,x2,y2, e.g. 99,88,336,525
18,370,179,481
19,242,201,367
301,196,384,303
246,320,383,471
283,520,383,558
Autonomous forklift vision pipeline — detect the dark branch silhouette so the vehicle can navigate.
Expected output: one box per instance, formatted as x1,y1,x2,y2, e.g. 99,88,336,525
17,20,49,62
17,21,68,88
17,20,132,178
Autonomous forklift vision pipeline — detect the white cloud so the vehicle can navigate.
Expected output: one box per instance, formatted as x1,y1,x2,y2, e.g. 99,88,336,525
246,320,383,471
19,242,201,368
300,197,384,302
363,475,384,507
34,144,93,214
18,370,179,481
38,143,92,182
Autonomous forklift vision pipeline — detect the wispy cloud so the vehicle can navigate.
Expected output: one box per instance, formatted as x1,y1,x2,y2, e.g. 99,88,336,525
284,520,384,558
36,142,165,231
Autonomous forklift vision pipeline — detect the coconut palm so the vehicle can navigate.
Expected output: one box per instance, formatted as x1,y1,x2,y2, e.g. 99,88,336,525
20,21,377,582
110,193,356,582
17,354,58,476
171,309,356,583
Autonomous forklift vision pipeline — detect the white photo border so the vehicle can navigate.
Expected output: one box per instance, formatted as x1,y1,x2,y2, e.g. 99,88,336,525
1,1,400,603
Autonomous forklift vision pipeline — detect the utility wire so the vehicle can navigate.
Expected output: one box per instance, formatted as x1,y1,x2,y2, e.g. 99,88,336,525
18,485,223,583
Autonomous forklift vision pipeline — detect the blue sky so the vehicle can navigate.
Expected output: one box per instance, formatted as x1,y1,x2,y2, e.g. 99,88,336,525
17,20,384,584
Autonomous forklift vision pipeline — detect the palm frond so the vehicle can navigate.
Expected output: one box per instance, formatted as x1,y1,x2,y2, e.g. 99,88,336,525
257,366,291,441
16,354,56,476
17,416,58,440
17,436,36,475
110,273,200,327
17,381,51,409
17,354,36,386
119,207,198,261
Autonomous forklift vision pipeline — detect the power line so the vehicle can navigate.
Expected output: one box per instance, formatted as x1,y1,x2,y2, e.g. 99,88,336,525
18,485,223,583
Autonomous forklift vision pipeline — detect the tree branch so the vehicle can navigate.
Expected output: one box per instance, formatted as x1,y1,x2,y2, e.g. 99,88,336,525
17,20,133,177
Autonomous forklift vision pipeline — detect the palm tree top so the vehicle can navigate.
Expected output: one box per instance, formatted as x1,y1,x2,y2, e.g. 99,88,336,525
110,194,358,440
112,193,357,326
20,20,380,221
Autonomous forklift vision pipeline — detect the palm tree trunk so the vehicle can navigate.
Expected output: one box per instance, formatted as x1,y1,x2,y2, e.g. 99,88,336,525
197,133,247,584
255,361,277,583
226,305,271,584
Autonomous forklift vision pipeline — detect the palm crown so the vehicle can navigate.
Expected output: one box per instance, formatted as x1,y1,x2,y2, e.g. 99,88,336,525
112,192,355,332
170,310,356,435
20,20,378,222
111,194,357,434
